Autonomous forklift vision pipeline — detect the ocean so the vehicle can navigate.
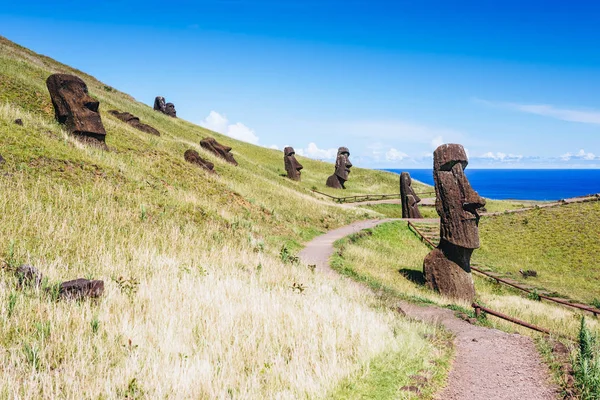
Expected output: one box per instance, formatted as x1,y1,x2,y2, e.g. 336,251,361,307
384,169,600,201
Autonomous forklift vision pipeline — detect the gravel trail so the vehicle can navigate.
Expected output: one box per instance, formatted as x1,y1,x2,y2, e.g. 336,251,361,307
299,219,558,400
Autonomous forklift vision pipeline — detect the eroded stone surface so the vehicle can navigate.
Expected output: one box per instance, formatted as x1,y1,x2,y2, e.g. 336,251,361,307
46,73,108,150
59,279,104,300
283,146,303,181
423,143,485,301
184,149,215,173
326,147,352,189
400,172,422,219
165,103,177,117
108,110,160,136
200,137,238,165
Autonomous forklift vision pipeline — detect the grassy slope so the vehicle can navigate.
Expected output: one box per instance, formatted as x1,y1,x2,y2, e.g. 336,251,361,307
476,201,600,303
0,36,448,399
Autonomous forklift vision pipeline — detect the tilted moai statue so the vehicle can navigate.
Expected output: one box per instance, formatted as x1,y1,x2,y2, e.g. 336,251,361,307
153,96,177,117
326,147,352,189
108,110,160,136
400,172,422,219
153,96,166,113
283,146,303,181
184,149,215,173
200,137,238,166
423,144,486,301
46,74,107,150
165,103,177,118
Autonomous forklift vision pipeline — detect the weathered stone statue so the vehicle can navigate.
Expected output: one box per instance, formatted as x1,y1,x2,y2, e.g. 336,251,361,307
200,137,238,166
423,144,486,301
59,278,104,300
283,146,303,181
46,74,107,150
326,147,352,189
153,96,166,113
108,110,160,136
184,149,215,173
165,102,177,118
400,172,423,219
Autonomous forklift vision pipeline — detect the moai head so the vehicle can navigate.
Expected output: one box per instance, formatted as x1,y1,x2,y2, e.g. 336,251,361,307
200,137,238,166
433,144,486,249
283,146,303,181
154,96,166,113
184,149,215,173
326,147,352,189
165,102,177,118
335,147,352,181
46,74,107,147
400,172,422,219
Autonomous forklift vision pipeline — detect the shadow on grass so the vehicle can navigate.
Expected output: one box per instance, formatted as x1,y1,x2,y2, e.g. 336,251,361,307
399,268,425,285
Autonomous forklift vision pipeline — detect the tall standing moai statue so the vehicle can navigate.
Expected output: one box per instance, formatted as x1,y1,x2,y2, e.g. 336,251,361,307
326,147,352,189
423,144,486,301
46,74,108,150
283,147,303,181
400,172,422,219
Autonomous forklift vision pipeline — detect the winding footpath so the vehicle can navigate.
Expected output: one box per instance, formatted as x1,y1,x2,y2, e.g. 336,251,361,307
299,219,558,400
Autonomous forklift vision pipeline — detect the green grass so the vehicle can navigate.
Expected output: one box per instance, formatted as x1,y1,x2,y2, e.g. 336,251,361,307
476,201,600,303
0,35,449,398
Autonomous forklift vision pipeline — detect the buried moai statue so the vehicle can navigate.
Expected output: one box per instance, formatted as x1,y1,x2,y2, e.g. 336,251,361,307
108,110,160,136
153,96,166,113
326,147,352,189
200,137,238,166
283,146,303,181
46,73,108,150
423,144,486,301
153,96,177,117
400,172,422,219
184,149,215,173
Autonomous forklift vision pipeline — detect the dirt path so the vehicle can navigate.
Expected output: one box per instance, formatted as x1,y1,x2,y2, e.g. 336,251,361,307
299,219,558,400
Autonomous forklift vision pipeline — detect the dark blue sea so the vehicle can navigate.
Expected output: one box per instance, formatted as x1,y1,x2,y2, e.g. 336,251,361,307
384,169,600,201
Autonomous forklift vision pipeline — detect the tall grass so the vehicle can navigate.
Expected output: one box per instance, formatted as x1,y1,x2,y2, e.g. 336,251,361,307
576,318,600,399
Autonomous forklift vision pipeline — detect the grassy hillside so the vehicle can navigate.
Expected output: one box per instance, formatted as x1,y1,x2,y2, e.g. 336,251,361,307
476,201,600,303
0,36,450,398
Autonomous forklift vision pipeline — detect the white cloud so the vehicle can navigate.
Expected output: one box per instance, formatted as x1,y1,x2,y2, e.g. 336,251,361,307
560,149,596,161
269,144,280,150
295,142,338,160
479,152,523,162
385,148,409,161
430,136,444,149
476,98,600,125
200,111,259,144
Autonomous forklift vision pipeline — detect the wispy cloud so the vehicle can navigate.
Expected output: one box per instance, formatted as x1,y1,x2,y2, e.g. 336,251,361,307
200,111,260,144
476,98,600,125
560,149,597,161
295,143,338,160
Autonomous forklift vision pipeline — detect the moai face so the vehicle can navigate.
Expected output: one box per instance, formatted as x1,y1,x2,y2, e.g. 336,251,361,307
200,137,238,166
46,74,107,144
400,172,422,219
154,96,166,113
283,146,303,181
165,103,177,117
433,144,486,249
334,147,352,182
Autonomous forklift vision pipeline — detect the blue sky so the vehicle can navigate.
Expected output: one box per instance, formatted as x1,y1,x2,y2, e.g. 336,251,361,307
2,0,600,168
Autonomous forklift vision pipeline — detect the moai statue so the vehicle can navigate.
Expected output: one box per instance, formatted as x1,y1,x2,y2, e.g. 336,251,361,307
200,137,238,166
326,147,352,189
153,96,166,113
165,102,177,118
184,149,215,173
46,74,108,150
108,110,160,136
283,146,303,181
423,143,486,301
400,172,423,219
